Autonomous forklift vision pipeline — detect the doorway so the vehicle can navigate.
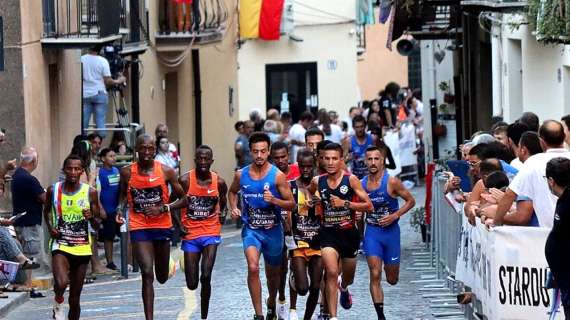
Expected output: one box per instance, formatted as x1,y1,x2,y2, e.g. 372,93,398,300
265,62,318,122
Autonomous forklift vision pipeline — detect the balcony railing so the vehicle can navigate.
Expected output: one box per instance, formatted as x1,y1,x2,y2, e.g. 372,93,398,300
460,0,527,9
155,0,229,48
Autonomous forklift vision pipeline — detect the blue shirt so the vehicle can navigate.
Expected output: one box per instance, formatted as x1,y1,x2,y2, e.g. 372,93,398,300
500,160,519,180
350,134,373,179
98,166,120,215
240,165,282,229
11,168,45,227
516,195,540,227
362,172,399,229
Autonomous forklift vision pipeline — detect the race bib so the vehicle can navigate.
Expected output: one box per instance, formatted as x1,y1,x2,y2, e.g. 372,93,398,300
131,187,164,214
248,207,277,229
186,196,218,220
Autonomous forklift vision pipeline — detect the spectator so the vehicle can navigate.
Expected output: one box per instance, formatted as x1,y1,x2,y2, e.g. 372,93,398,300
0,130,16,198
381,82,400,127
81,44,126,136
369,126,396,170
155,137,179,169
493,125,509,146
544,157,570,319
267,108,282,133
363,100,380,119
465,158,503,224
561,115,570,148
367,112,381,130
0,225,41,297
263,120,281,144
97,148,121,270
288,111,314,163
249,109,265,132
87,133,103,157
110,131,131,156
234,121,245,135
235,120,255,169
155,124,180,164
495,120,570,228
280,112,292,136
491,121,509,132
507,121,529,170
344,106,362,135
317,108,344,144
10,146,46,297
520,112,540,132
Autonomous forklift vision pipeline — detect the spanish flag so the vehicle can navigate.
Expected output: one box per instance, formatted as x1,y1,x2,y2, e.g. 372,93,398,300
240,0,285,40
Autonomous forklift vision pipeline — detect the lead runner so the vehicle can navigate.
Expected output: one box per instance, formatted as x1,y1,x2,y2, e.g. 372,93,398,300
362,146,415,319
228,132,295,320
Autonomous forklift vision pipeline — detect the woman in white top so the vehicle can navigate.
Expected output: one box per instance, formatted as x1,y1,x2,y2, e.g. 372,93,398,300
155,137,179,169
317,108,345,143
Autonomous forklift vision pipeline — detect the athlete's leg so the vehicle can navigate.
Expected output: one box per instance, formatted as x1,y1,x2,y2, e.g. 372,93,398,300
305,256,323,320
183,251,200,290
52,253,71,305
245,246,263,316
68,261,89,320
384,264,400,285
199,244,218,320
291,256,309,296
153,240,171,284
278,247,288,301
339,257,357,289
321,247,340,317
133,241,156,320
367,256,384,303
265,260,281,313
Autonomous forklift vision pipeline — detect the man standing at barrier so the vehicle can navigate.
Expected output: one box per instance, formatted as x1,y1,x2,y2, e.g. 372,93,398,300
116,134,186,320
228,132,295,320
545,157,570,318
307,143,373,320
361,146,415,320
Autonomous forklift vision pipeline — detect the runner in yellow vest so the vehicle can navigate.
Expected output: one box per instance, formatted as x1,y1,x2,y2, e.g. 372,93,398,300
43,154,100,320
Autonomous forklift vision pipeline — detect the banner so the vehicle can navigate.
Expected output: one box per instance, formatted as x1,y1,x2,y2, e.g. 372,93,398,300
455,214,563,319
398,122,417,167
384,130,402,176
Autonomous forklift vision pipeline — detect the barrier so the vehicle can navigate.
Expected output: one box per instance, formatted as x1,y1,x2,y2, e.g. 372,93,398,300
429,173,565,319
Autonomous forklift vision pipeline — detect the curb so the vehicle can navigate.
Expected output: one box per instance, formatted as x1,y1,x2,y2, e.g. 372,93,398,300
0,292,28,319
31,275,53,291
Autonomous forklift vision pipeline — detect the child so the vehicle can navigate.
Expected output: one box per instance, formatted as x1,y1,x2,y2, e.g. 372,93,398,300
98,148,121,270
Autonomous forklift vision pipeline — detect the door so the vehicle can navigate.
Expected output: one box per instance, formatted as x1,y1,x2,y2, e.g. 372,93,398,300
265,62,318,122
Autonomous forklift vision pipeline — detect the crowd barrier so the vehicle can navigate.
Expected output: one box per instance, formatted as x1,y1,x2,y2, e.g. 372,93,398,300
429,173,565,320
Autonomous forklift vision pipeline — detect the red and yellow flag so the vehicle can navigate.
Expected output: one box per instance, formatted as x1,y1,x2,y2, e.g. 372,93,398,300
240,0,285,40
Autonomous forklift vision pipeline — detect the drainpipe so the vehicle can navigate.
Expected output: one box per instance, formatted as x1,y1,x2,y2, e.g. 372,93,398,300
129,0,140,124
192,49,202,146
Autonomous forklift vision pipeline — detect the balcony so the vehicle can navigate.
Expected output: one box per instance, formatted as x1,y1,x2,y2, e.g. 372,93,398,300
460,0,526,10
408,1,463,40
154,0,229,52
42,0,149,50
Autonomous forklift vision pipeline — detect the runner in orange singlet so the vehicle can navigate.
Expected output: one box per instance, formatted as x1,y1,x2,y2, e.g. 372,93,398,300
171,145,227,320
116,134,186,320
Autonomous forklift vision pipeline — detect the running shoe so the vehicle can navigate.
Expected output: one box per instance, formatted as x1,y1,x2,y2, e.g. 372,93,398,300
52,301,65,320
267,308,278,320
338,278,353,309
277,300,288,320
317,313,331,320
253,315,265,320
106,262,118,270
288,309,298,320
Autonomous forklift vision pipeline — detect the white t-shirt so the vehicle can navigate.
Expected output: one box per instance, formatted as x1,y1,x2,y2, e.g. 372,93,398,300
319,124,345,144
508,148,570,228
81,54,111,98
288,123,306,163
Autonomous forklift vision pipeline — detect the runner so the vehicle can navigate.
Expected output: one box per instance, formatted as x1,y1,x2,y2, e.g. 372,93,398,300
115,134,186,320
44,154,101,320
346,115,374,179
288,149,323,320
270,141,300,320
307,143,373,320
228,132,295,320
361,146,415,320
171,145,228,320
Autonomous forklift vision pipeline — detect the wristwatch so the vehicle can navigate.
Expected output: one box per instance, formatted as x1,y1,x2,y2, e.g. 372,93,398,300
343,200,350,209
162,204,171,213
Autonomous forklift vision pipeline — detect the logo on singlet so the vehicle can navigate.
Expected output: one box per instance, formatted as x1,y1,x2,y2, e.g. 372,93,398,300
149,177,160,182
340,185,348,195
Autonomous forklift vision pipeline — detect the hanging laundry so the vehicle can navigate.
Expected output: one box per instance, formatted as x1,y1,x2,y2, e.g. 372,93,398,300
379,0,393,24
357,0,375,25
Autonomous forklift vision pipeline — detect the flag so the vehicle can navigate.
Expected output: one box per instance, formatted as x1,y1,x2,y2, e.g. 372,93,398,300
240,0,285,40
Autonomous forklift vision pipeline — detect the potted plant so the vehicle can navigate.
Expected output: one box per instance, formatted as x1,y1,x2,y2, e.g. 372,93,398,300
438,81,455,104
434,122,447,137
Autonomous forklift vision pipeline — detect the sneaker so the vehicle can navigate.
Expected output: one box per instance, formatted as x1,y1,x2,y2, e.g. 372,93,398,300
317,313,331,320
277,301,288,320
52,302,65,320
253,315,265,320
337,276,353,310
106,262,118,270
288,309,298,320
267,308,277,320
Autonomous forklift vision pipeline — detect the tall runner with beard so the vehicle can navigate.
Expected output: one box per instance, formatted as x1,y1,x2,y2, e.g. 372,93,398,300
45,155,101,320
115,134,187,320
308,143,373,320
362,146,415,319
229,132,295,320
171,145,227,320
270,141,300,320
288,149,324,320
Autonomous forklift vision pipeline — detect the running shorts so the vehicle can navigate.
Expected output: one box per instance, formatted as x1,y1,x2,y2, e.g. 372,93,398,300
362,224,401,264
320,227,360,259
242,225,283,266
292,247,321,261
181,235,222,253
130,228,173,242
52,250,91,269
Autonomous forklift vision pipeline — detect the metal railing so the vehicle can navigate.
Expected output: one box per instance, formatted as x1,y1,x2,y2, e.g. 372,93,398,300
42,0,122,39
157,0,229,36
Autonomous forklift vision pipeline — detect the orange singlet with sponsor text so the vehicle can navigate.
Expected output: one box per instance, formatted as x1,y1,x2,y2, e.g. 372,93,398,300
127,161,171,231
181,170,221,240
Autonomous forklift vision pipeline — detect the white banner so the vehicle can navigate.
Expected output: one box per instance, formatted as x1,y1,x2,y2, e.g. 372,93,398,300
384,130,402,176
398,122,417,167
455,215,563,319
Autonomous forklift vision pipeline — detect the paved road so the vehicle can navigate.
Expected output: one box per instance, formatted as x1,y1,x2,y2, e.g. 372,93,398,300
6,186,437,320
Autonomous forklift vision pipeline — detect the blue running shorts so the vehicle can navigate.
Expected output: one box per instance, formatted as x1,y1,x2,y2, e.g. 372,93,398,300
181,236,222,253
363,224,401,264
242,225,284,266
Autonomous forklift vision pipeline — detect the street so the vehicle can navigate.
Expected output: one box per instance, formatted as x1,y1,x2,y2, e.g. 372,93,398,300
5,187,435,320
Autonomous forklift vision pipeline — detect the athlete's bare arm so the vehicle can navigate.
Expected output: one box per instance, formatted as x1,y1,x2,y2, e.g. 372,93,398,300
265,172,295,211
170,172,190,211
163,164,185,200
218,177,228,213
87,187,101,229
346,175,373,212
43,186,59,238
228,170,242,218
378,177,416,227
115,165,132,224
